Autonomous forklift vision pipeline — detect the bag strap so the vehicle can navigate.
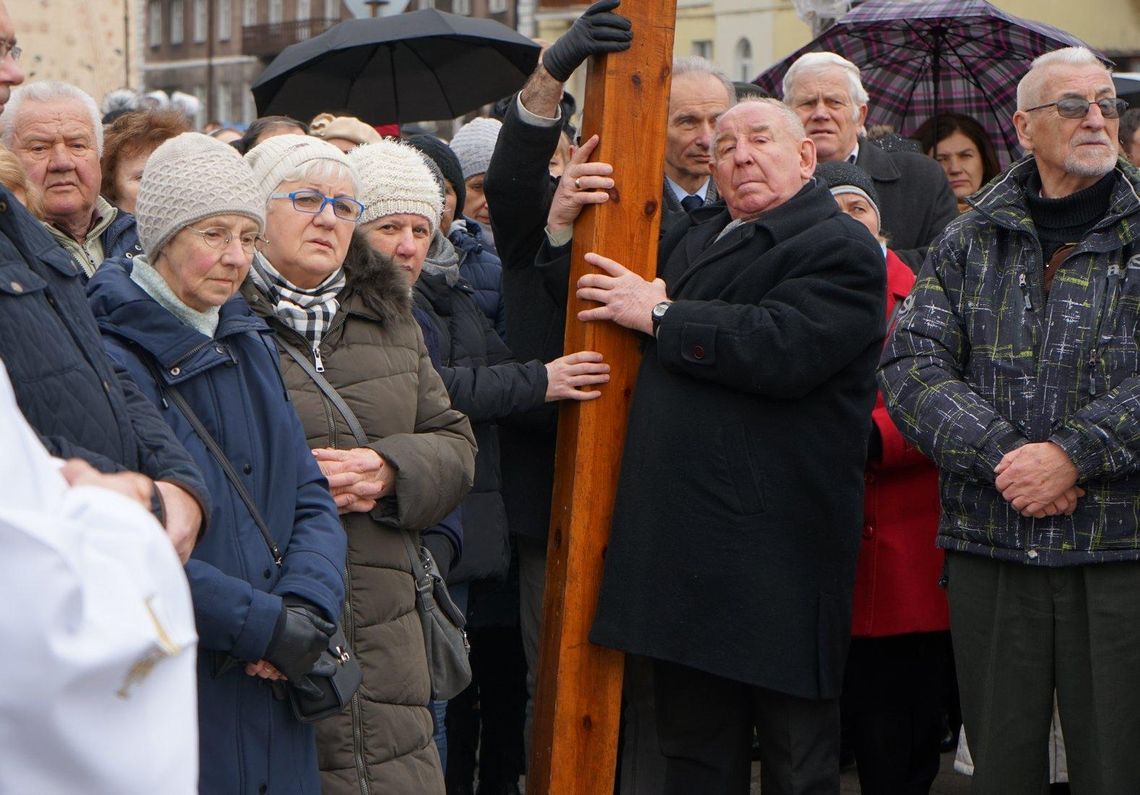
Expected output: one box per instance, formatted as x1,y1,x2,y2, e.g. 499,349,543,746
276,339,427,586
140,357,283,566
276,337,369,447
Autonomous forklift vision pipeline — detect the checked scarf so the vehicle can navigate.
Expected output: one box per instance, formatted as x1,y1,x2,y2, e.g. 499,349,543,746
251,253,346,349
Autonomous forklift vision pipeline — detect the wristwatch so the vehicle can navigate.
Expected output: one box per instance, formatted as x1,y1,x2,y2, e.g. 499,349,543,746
651,301,672,336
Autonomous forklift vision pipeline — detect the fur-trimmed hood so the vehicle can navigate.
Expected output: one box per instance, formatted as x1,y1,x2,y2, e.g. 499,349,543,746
340,232,411,324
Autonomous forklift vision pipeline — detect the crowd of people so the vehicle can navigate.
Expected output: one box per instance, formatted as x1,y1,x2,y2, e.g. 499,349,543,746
3,0,1140,792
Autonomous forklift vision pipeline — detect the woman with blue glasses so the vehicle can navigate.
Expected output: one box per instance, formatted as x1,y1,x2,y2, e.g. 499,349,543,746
242,134,476,794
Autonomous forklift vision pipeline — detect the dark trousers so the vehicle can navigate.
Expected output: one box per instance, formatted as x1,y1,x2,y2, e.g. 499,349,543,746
445,625,528,795
653,658,839,795
841,632,949,795
948,552,1140,795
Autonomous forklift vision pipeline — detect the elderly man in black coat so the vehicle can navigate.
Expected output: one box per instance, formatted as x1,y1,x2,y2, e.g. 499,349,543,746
781,51,958,272
578,98,885,794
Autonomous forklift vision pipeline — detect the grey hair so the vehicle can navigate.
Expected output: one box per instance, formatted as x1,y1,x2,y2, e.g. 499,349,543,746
1016,46,1108,110
672,56,737,105
0,81,104,156
782,52,869,122
268,159,360,206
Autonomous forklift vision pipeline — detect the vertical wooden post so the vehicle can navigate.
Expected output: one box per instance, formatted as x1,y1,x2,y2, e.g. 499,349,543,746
527,3,676,793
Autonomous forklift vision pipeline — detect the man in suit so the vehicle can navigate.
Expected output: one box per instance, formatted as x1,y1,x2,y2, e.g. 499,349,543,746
782,51,958,271
573,97,885,793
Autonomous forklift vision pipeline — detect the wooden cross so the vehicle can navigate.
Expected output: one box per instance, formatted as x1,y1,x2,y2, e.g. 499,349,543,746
527,2,678,792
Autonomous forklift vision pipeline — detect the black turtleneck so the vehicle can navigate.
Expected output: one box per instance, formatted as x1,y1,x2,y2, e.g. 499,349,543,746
1025,170,1115,263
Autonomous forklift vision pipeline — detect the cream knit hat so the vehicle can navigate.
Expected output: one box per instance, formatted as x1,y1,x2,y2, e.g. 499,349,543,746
135,132,265,258
449,117,502,180
243,134,354,199
349,139,442,233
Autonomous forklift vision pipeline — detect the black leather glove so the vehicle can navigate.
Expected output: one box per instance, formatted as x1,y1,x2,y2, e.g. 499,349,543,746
264,598,335,690
542,0,633,83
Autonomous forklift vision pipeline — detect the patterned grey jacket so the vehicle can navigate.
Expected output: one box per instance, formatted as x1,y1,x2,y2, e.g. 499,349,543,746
879,157,1140,566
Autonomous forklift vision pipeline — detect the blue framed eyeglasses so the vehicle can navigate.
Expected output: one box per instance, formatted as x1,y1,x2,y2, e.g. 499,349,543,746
269,189,364,222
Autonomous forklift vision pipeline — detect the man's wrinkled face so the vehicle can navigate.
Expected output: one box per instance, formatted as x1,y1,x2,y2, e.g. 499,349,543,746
11,98,101,229
665,72,732,187
785,67,866,163
1014,63,1119,194
712,102,815,221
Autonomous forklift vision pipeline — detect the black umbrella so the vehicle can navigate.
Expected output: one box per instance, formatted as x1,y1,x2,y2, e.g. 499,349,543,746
251,10,541,125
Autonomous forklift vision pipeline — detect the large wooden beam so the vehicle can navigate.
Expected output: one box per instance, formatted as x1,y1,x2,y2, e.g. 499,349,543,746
527,3,677,793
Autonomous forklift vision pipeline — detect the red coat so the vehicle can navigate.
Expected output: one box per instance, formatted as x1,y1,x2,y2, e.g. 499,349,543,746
850,249,949,637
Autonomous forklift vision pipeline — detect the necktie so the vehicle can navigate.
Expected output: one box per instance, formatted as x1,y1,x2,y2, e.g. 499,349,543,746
680,194,703,213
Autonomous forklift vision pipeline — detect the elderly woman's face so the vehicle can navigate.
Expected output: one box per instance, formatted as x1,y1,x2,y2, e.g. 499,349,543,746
153,213,260,311
261,175,357,289
361,213,433,286
112,148,154,215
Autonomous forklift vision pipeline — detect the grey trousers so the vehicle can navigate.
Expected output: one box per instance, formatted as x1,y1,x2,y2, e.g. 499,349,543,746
947,552,1140,795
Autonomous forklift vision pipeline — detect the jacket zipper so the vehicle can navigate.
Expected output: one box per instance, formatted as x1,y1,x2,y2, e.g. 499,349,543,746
1089,262,1124,395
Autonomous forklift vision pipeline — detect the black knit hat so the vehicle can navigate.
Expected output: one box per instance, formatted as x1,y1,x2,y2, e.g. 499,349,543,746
814,160,880,214
407,134,466,219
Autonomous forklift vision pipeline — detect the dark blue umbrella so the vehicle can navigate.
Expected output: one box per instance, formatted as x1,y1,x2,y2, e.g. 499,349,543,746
756,0,1101,167
252,10,541,125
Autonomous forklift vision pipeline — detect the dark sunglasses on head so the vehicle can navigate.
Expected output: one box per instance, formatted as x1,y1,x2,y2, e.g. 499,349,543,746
1024,97,1129,119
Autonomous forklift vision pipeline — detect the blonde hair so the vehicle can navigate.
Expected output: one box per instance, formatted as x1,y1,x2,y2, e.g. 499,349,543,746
0,145,44,219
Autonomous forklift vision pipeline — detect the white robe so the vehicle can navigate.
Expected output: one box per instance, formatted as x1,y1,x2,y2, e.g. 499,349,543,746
0,360,199,794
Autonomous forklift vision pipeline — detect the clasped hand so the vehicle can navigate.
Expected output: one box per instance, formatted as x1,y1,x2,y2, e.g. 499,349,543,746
313,447,394,514
994,442,1083,519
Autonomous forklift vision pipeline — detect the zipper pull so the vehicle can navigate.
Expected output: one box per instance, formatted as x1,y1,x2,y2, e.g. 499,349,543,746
312,344,325,373
1019,273,1033,311
1088,347,1098,395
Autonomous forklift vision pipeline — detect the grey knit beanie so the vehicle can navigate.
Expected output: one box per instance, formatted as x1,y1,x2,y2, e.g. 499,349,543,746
815,160,881,215
135,132,265,258
449,117,502,180
243,133,354,199
349,139,442,233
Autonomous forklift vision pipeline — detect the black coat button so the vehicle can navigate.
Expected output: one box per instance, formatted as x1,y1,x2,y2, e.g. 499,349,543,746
243,463,253,474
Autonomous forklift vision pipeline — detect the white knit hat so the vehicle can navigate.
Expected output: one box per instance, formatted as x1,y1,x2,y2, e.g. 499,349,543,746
449,117,502,180
243,133,354,199
135,132,265,258
349,139,442,233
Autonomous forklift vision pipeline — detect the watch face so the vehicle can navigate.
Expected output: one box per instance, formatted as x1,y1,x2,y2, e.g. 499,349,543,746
653,302,669,318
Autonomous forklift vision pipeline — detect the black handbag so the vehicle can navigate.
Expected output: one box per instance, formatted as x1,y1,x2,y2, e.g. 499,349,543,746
144,358,361,722
277,338,472,701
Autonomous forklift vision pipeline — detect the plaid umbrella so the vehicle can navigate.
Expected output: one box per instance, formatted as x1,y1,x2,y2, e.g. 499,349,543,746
755,0,1101,167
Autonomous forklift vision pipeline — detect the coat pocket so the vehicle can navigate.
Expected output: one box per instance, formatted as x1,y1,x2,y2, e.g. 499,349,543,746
720,422,767,515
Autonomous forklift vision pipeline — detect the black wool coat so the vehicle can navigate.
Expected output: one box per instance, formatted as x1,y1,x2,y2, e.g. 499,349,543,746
855,138,958,272
413,270,547,582
589,182,886,700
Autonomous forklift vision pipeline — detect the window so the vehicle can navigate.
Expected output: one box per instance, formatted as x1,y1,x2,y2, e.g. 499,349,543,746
735,38,752,83
298,0,310,37
325,0,339,20
193,85,206,129
243,0,256,26
420,0,435,9
171,0,184,44
691,40,712,60
242,86,256,125
217,83,233,123
217,0,232,40
148,0,162,47
193,0,207,42
488,0,506,12
452,0,470,13
268,0,282,24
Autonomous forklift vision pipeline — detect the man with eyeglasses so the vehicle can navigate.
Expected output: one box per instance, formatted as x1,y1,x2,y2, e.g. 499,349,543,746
0,0,207,566
880,47,1140,793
